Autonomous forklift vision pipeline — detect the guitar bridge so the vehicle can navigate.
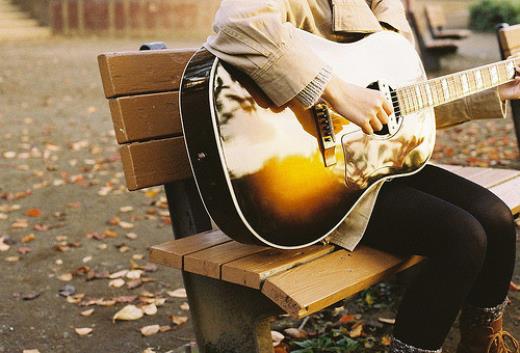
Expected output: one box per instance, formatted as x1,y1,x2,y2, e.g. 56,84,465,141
313,103,337,167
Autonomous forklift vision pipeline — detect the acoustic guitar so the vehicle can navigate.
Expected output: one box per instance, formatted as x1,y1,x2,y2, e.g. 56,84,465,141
180,30,519,249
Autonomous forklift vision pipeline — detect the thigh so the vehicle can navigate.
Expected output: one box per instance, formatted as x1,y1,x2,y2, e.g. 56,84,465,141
394,164,511,221
361,179,484,258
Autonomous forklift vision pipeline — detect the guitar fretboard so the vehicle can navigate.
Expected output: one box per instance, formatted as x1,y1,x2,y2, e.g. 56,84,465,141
394,57,519,115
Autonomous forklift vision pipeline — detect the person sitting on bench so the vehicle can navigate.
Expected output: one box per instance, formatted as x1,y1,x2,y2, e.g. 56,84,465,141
203,0,520,352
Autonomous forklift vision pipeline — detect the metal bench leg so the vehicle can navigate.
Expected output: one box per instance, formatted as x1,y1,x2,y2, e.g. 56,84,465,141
164,180,282,353
183,273,282,353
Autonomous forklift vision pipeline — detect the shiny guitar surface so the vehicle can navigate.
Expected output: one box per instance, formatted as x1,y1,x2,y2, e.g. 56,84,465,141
180,30,435,248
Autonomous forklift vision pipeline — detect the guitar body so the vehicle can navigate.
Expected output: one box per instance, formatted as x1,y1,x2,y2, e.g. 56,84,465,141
180,30,436,248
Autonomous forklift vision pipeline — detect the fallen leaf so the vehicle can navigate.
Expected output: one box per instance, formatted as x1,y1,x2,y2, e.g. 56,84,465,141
171,315,188,326
113,305,143,322
127,278,143,290
22,292,41,301
378,317,396,325
142,303,158,316
339,314,356,324
58,273,73,282
109,278,125,288
119,221,134,230
140,324,160,337
109,270,128,279
59,284,76,297
381,335,392,346
21,234,36,243
126,270,143,280
82,256,92,263
17,246,32,255
0,237,10,252
167,288,187,298
179,302,189,311
142,348,156,353
5,256,20,262
159,325,171,332
23,350,40,353
120,206,134,213
271,330,284,347
284,328,307,339
510,281,520,291
81,309,95,317
126,233,138,240
349,323,363,338
25,208,42,218
75,327,93,336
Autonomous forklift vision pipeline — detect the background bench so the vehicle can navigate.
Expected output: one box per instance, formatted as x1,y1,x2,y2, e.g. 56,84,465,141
424,4,471,40
98,43,520,353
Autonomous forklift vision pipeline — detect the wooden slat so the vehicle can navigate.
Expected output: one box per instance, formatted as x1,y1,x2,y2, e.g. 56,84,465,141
438,165,520,189
149,230,231,269
109,91,182,144
499,25,520,57
490,176,520,215
98,49,195,98
119,136,192,190
184,242,268,279
261,247,423,318
221,245,336,289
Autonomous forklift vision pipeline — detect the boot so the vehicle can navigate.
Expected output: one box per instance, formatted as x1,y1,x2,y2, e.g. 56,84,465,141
458,300,519,353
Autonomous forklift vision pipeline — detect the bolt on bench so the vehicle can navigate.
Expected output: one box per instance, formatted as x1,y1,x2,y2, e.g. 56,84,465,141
98,35,520,352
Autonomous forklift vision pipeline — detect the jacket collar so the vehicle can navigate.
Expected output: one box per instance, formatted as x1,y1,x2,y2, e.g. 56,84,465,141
330,0,383,33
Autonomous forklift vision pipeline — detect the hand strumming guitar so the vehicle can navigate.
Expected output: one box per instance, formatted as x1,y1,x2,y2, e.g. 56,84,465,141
498,65,520,101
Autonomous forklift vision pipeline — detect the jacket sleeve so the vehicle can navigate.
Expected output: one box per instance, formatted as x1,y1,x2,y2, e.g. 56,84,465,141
204,0,332,107
434,88,508,129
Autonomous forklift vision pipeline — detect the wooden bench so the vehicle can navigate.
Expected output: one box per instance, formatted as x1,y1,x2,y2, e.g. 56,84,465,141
497,23,520,151
424,4,471,40
97,46,520,353
405,5,458,72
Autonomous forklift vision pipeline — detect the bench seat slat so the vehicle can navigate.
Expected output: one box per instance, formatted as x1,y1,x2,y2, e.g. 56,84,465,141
109,91,182,144
490,176,520,215
221,245,336,289
98,49,195,98
450,166,520,188
261,247,423,318
183,241,268,279
119,136,192,190
149,230,231,269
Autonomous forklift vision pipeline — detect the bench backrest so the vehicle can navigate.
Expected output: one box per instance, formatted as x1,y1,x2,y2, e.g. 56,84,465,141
98,49,196,190
424,4,446,31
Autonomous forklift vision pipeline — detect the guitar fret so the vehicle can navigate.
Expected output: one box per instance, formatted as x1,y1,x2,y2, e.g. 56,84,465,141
474,70,483,89
441,78,450,101
415,85,423,109
425,83,433,106
489,65,499,84
461,73,470,94
507,61,516,78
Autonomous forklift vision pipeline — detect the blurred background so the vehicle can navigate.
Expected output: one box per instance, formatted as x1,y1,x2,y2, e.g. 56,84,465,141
0,1,519,353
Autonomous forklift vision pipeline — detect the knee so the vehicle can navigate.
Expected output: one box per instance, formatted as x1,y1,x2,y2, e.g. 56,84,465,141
478,197,516,250
446,214,488,277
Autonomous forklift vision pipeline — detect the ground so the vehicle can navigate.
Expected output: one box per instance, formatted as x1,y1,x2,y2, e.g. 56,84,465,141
0,33,518,353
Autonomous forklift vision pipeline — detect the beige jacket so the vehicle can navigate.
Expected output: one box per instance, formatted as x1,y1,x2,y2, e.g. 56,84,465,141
204,0,507,250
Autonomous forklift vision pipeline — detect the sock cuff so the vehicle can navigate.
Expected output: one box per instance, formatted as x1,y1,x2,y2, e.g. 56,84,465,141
460,298,509,329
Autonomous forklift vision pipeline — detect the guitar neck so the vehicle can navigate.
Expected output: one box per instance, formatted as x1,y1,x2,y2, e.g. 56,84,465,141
394,56,519,115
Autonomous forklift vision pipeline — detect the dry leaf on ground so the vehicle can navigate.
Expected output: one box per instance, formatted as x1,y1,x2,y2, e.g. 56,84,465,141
80,309,94,317
109,278,125,288
140,324,160,337
75,327,93,336
179,302,189,311
171,315,188,326
271,330,284,347
142,303,158,316
113,305,143,322
167,288,187,298
283,328,307,339
378,317,396,325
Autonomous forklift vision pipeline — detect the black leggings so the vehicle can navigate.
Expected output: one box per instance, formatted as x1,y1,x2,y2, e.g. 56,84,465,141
360,164,517,350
